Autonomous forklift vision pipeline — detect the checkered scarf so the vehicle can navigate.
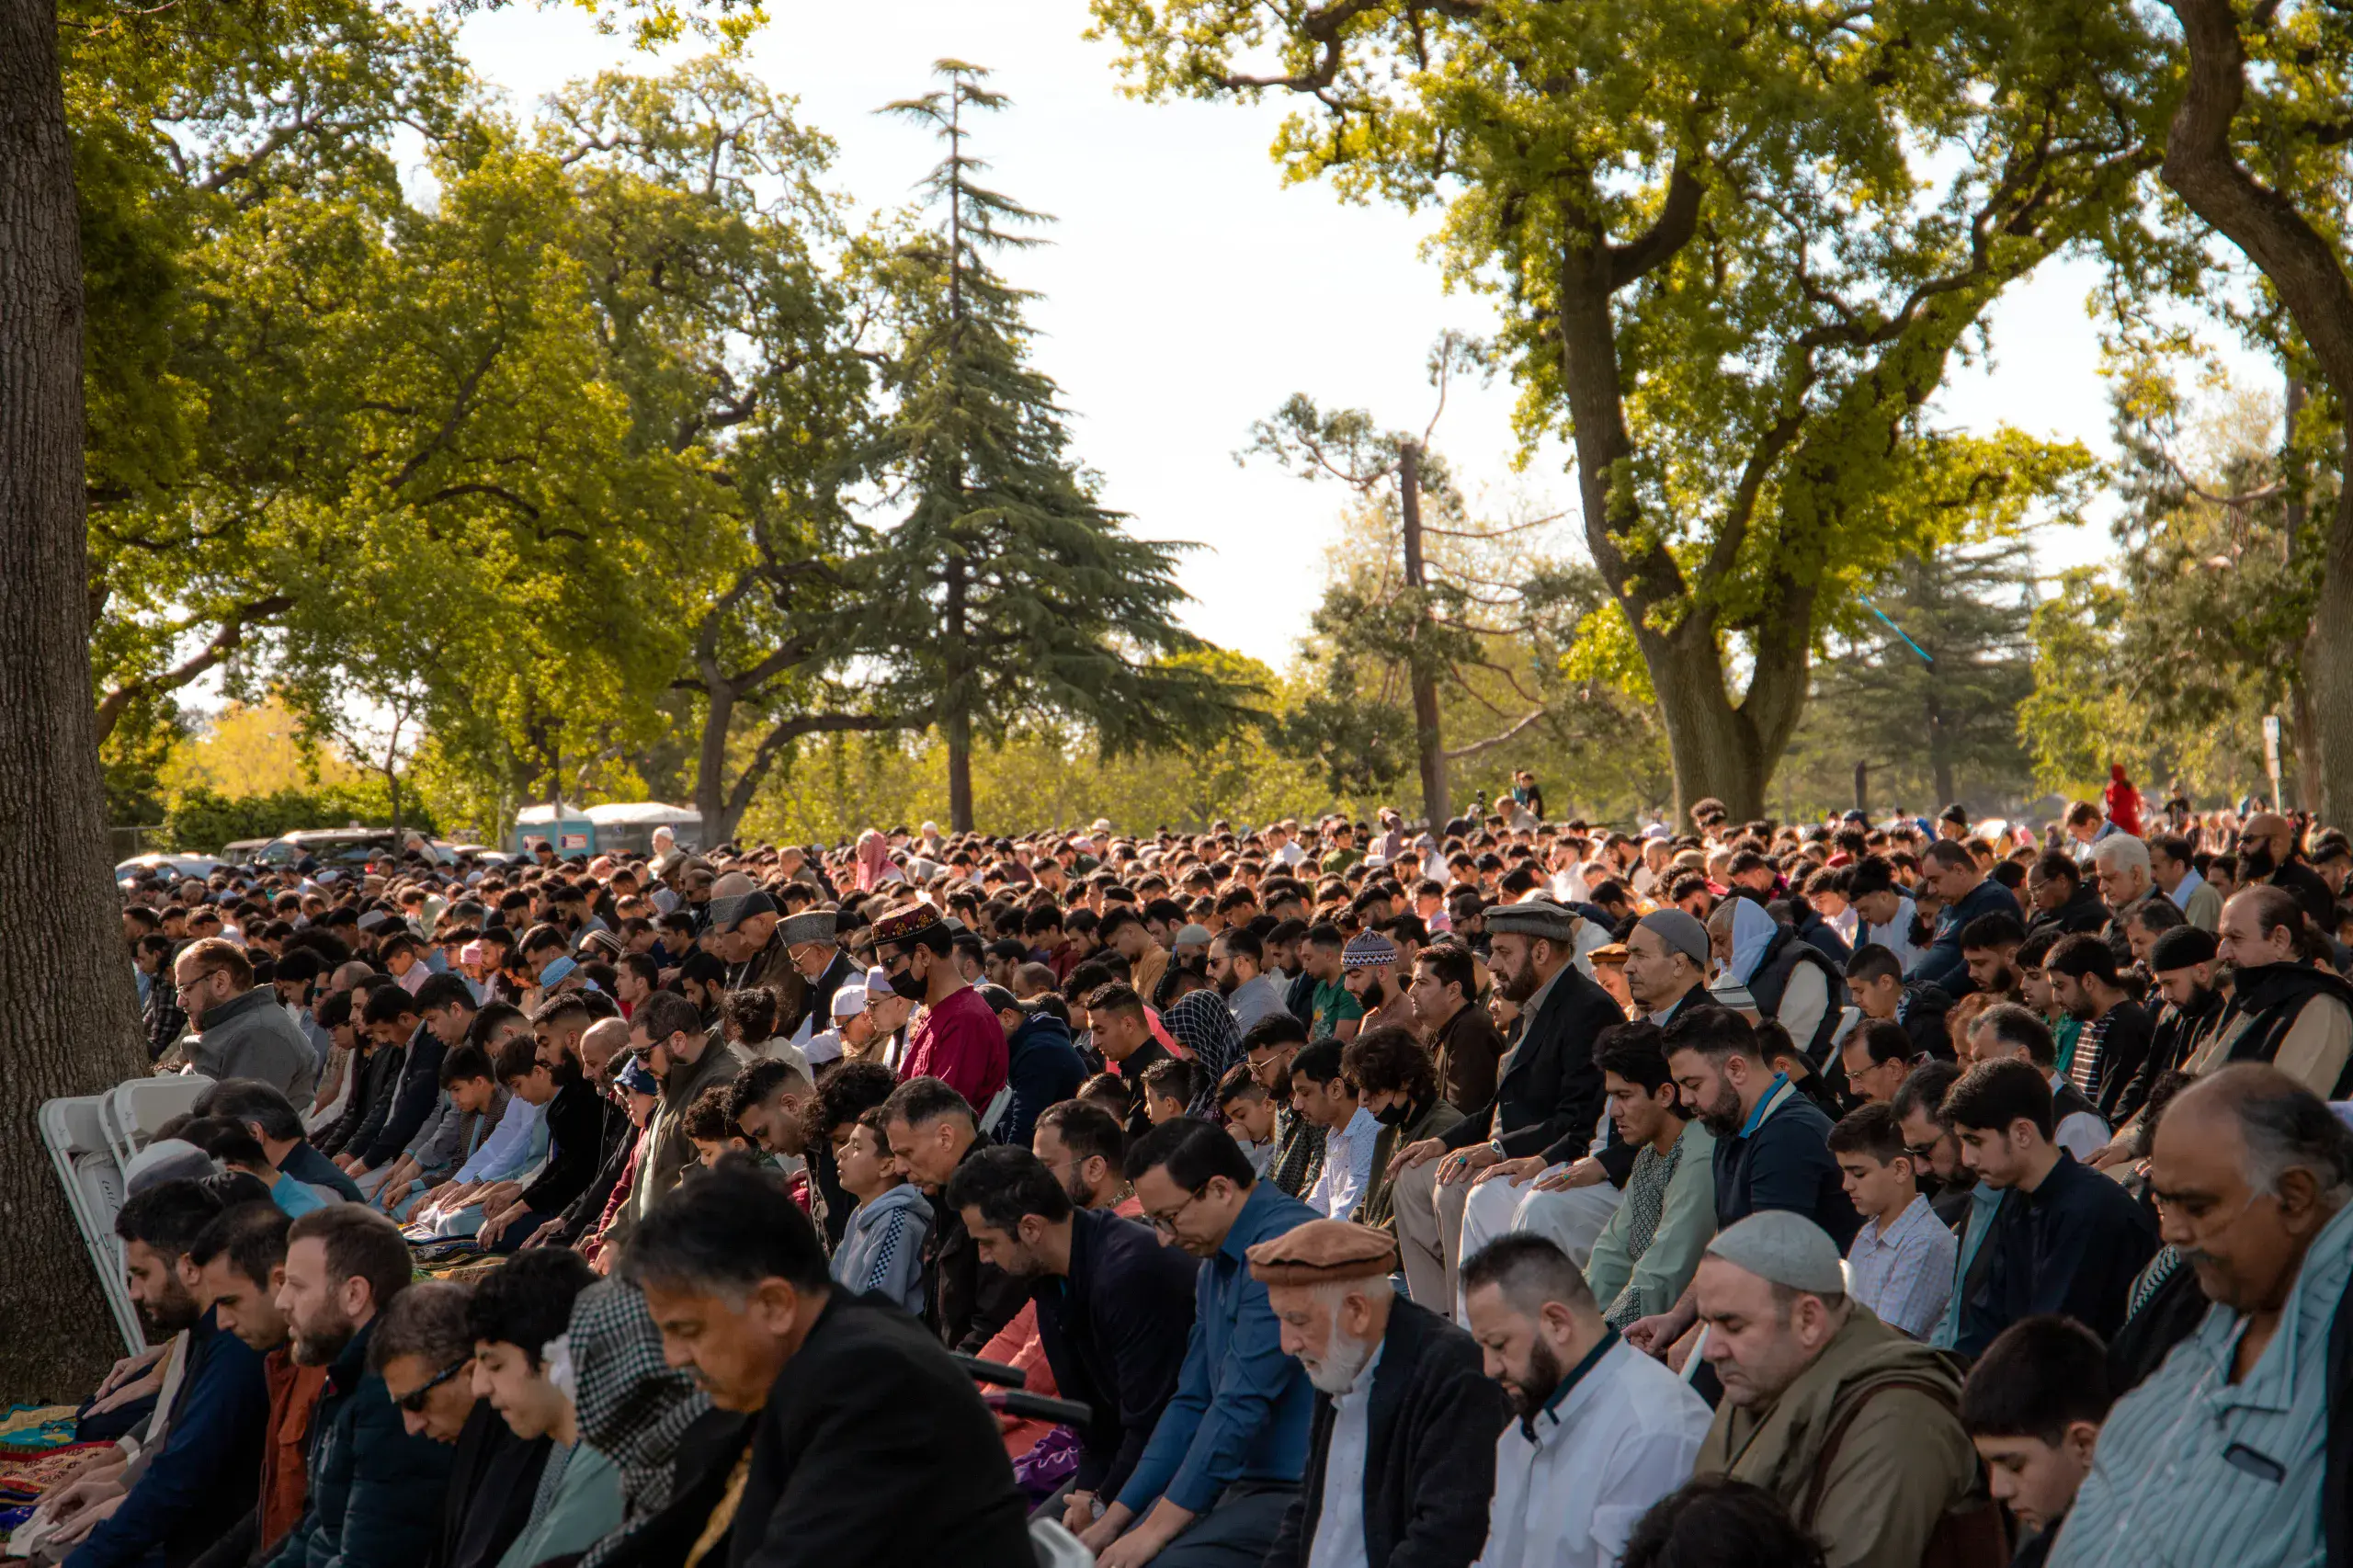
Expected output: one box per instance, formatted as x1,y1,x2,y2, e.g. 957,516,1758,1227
573,1278,710,1567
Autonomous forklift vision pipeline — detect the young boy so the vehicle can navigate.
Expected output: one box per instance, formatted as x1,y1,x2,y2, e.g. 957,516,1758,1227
1827,1101,1957,1339
1215,1063,1279,1176
1138,1057,1196,1126
683,1083,755,1168
828,1108,929,1315
1959,1315,2115,1568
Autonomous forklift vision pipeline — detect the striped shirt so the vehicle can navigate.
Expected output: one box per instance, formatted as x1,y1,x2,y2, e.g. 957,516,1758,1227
2051,1197,2353,1568
1845,1192,1957,1339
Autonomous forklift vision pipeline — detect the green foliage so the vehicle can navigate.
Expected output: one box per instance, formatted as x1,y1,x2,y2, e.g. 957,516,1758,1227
1089,0,2166,812
862,62,1255,822
2018,366,2316,803
161,782,438,856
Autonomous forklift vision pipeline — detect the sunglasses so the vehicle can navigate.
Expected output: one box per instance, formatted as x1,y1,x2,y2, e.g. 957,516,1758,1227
394,1357,470,1412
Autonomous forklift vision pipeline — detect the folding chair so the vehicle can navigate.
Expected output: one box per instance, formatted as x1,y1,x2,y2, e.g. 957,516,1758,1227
100,1074,214,1174
38,1096,145,1355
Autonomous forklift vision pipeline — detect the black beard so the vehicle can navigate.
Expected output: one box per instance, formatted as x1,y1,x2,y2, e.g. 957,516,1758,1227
2242,845,2279,880
1506,1336,1567,1420
1356,978,1385,1008
137,1286,201,1338
1215,971,1238,997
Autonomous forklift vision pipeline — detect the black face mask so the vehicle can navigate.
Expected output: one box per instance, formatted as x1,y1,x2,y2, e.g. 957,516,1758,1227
1373,1097,1414,1127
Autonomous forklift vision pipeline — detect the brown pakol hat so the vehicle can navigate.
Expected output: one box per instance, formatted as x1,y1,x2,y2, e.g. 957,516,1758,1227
1245,1220,1398,1288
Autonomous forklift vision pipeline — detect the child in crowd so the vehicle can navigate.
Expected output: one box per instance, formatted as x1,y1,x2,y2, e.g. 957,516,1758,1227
1138,1058,1195,1126
1827,1101,1956,1339
683,1084,756,1168
1215,1064,1279,1176
1076,1072,1132,1123
1959,1316,2115,1568
828,1108,928,1315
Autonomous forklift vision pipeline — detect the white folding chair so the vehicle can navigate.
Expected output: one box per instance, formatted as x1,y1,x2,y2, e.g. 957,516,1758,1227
40,1096,146,1355
100,1074,215,1172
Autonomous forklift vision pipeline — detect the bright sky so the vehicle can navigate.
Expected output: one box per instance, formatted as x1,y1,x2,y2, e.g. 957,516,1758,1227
452,0,2207,669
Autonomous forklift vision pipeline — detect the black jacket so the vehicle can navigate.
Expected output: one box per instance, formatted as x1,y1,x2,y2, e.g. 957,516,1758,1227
432,1400,550,1568
262,1319,454,1568
519,1074,613,1215
1264,1300,1508,1568
1957,1151,2157,1358
2117,987,2227,1122
725,1292,1033,1568
997,1012,1086,1150
2219,962,2353,1096
1439,962,1624,1160
1029,1208,1201,1501
358,1023,448,1169
2272,859,2337,931
2027,884,2112,943
924,1137,1026,1353
317,1040,404,1158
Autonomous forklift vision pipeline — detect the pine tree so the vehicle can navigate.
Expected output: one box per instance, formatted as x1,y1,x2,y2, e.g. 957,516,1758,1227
1796,540,2038,815
869,60,1246,831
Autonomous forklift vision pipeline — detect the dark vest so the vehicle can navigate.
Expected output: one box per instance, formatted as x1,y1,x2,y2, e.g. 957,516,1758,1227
2220,962,2353,1096
1749,925,1849,1067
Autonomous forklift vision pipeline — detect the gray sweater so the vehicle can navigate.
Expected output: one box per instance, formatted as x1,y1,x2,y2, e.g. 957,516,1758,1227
189,986,318,1102
830,1183,931,1317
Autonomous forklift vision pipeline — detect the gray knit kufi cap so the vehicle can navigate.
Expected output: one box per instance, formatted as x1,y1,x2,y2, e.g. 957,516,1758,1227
1704,1210,1847,1296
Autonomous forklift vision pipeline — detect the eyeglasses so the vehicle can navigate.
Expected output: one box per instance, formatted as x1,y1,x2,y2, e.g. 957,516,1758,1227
394,1358,470,1412
1142,1183,1211,1238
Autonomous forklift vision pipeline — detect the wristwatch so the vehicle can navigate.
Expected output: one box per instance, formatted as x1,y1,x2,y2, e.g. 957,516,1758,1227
1488,1138,1508,1158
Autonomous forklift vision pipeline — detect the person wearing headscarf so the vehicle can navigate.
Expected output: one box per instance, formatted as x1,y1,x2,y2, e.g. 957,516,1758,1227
569,1278,714,1568
1163,990,1244,1118
854,830,901,895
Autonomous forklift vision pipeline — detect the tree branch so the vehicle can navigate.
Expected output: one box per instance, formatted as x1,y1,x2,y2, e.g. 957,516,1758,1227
1443,706,1547,760
93,594,295,741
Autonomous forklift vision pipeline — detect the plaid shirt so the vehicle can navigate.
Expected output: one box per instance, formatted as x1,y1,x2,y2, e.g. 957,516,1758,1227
1846,1192,1958,1339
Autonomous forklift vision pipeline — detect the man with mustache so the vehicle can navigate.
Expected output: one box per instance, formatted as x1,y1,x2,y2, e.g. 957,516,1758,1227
44,1178,270,1568
1464,1232,1708,1568
1249,1220,1505,1568
2234,811,2336,931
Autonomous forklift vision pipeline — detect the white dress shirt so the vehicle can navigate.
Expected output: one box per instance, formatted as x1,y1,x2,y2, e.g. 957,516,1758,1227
1305,1342,1385,1568
1306,1105,1382,1221
1477,1335,1711,1568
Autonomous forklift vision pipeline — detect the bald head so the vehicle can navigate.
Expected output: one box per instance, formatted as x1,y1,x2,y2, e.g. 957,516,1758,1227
579,1017,631,1079
2150,1063,2352,1316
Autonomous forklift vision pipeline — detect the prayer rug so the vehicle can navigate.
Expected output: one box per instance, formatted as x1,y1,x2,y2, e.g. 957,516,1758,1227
0,1443,113,1504
0,1405,76,1453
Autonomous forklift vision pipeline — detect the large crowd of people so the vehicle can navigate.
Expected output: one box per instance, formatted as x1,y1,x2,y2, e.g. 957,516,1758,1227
21,783,2353,1568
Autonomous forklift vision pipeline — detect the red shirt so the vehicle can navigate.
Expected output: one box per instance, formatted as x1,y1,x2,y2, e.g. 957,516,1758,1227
899,985,1009,1108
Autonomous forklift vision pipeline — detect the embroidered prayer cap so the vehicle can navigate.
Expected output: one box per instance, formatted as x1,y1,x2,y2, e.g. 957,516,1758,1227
778,910,836,947
871,902,943,946
1637,908,1711,969
1483,898,1581,943
1245,1220,1399,1287
1342,930,1399,970
1704,1210,1846,1297
706,889,778,934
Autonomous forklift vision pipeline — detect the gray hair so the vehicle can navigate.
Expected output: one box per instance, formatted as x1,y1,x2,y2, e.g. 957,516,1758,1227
2233,1076,2353,1201
2092,835,2152,874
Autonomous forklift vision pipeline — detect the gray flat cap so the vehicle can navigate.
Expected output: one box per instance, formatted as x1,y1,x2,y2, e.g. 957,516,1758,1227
1704,1210,1846,1296
1638,908,1711,969
1483,898,1582,942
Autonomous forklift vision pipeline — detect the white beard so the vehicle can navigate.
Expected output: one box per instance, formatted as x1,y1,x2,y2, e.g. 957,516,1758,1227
1302,1324,1376,1394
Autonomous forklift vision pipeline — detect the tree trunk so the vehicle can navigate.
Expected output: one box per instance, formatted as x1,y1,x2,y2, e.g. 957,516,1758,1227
0,0,153,1397
1645,626,1772,820
693,676,736,845
1397,441,1449,828
2303,470,2353,826
942,550,973,832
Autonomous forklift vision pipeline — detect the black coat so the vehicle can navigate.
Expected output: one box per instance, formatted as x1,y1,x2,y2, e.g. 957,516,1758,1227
1264,1300,1508,1568
726,1292,1033,1568
1440,961,1625,1161
924,1136,1027,1352
432,1400,550,1568
1029,1208,1201,1502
